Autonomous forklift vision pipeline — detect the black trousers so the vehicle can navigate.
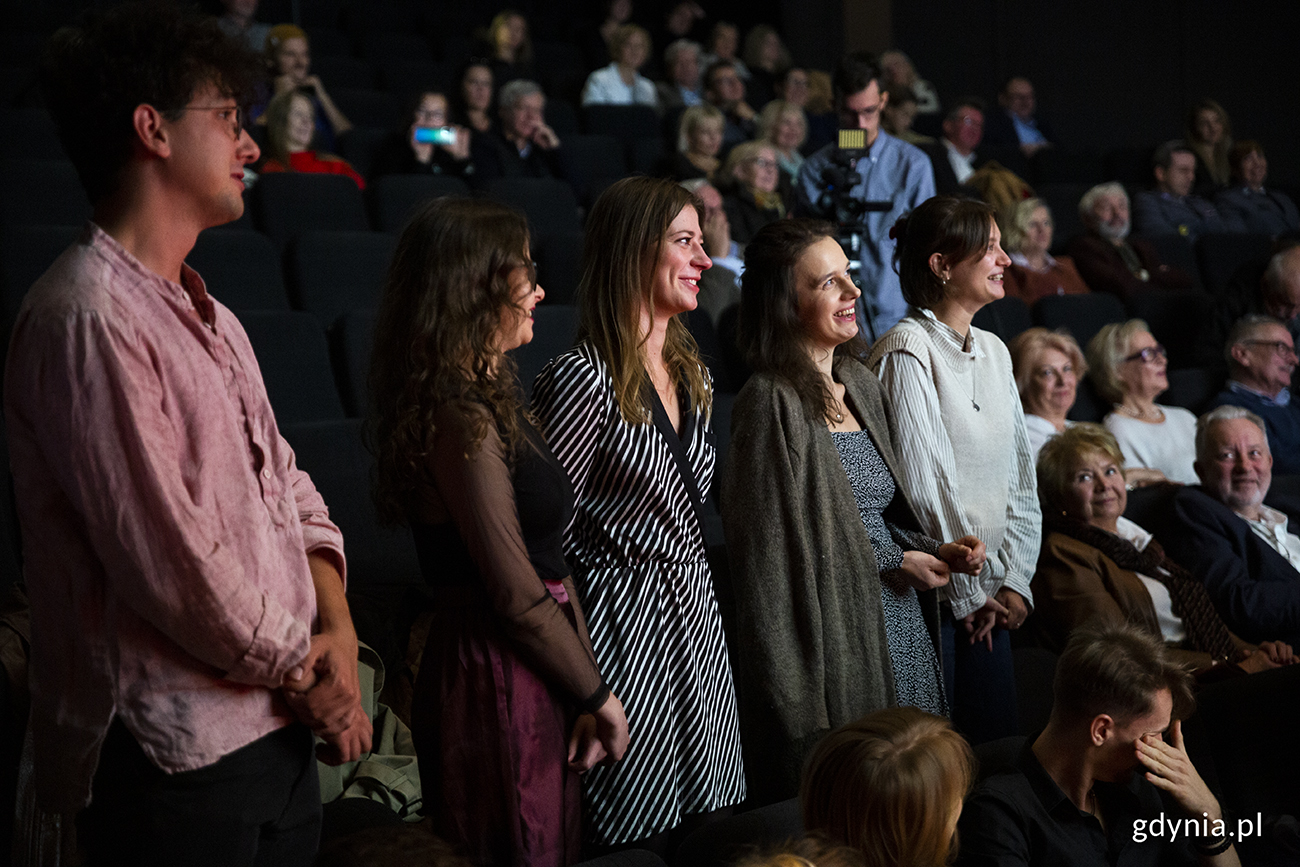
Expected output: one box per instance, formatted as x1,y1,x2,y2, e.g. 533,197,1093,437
78,719,321,867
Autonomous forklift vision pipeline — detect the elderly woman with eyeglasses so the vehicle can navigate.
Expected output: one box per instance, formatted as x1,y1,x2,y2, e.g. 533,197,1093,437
1086,320,1197,484
719,141,786,246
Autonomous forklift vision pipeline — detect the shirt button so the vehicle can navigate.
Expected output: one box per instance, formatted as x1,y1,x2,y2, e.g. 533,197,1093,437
262,469,271,479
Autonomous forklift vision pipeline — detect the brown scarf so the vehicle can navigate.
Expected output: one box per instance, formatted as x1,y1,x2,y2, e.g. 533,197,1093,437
1043,512,1237,660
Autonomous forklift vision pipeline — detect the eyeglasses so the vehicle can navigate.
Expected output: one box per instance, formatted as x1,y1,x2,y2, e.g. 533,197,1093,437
1123,345,1167,363
169,104,244,141
1242,339,1298,358
749,158,778,169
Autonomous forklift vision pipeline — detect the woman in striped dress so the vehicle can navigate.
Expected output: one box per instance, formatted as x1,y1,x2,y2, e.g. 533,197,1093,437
532,177,746,853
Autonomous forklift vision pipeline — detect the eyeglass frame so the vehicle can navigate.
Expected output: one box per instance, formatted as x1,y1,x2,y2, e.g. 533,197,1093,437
1240,338,1298,358
164,103,246,141
1122,344,1168,364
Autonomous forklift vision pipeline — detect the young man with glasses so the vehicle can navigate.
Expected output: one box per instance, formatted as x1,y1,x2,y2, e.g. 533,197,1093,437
794,52,936,342
1208,314,1300,474
6,5,370,863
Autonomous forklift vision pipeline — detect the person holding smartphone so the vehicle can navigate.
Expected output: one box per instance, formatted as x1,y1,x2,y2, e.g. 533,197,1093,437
371,91,476,182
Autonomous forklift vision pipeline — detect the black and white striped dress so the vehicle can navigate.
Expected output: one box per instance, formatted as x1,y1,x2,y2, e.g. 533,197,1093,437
532,343,746,846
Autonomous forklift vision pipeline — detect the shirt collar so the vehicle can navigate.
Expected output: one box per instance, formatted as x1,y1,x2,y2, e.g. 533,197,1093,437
1227,379,1290,405
916,306,987,358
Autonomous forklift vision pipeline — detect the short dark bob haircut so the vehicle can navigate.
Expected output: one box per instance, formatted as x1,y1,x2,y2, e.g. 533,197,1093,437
891,196,996,310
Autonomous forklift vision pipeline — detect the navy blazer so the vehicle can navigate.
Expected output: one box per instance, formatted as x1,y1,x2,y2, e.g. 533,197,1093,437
982,107,1054,148
1156,486,1300,647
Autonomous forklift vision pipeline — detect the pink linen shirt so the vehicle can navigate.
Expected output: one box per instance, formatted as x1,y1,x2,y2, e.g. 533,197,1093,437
3,224,346,812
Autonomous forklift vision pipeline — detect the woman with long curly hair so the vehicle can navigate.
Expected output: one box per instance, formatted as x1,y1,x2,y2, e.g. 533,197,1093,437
369,197,628,867
531,176,746,854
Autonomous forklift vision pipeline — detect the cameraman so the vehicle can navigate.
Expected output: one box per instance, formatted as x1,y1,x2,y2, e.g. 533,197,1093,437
796,53,936,340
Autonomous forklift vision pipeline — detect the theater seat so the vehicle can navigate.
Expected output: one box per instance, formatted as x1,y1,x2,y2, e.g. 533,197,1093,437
288,230,394,325
369,174,471,234
187,229,290,312
1032,292,1126,350
335,309,377,418
252,173,368,251
1196,232,1274,295
0,159,90,227
239,310,346,423
972,296,1032,344
510,305,578,400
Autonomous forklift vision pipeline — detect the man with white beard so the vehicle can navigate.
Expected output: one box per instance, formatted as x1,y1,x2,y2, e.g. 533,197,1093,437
1066,181,1194,301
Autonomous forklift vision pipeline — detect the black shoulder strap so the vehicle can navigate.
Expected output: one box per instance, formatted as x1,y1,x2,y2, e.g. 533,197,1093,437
647,386,710,545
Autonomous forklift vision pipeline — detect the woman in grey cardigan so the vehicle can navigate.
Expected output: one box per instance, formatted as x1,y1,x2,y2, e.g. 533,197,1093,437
719,219,985,805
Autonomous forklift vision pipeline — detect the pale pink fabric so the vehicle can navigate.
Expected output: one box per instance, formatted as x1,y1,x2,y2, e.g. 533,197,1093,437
4,224,346,812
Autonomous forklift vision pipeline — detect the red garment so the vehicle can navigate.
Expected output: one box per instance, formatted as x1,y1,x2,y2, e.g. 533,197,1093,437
4,224,346,811
261,150,366,189
1002,255,1091,303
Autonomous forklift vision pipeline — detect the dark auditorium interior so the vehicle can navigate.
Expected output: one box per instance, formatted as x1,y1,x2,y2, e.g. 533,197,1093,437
2,0,1300,864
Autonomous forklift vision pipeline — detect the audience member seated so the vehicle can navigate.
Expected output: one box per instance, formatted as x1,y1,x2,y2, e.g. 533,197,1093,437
260,88,365,189
881,85,932,146
803,708,974,867
578,0,634,70
1087,320,1196,483
982,76,1053,157
670,103,725,182
1001,198,1091,302
581,24,657,108
1009,328,1086,456
757,100,807,188
256,25,351,152
656,39,704,111
1215,140,1300,238
1161,406,1300,647
679,179,742,323
741,24,790,111
795,68,838,154
484,9,535,85
370,92,474,181
878,49,940,116
957,623,1234,867
1185,98,1233,196
775,66,810,108
1033,425,1295,677
452,61,495,136
214,0,268,52
731,837,868,867
1207,246,1300,369
921,98,985,196
704,60,757,151
651,1,706,58
719,142,786,246
1068,182,1193,300
1132,140,1240,243
1207,315,1300,475
470,80,563,185
700,21,749,81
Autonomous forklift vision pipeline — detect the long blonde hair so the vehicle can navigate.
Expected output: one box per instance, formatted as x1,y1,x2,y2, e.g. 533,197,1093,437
577,176,711,424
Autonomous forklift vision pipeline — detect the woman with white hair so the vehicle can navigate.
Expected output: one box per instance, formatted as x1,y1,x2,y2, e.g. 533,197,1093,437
1086,319,1195,483
756,99,806,186
581,24,658,108
1001,198,1090,302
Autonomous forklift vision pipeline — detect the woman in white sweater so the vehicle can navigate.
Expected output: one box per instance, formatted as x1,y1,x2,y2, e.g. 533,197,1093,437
1086,320,1196,484
867,196,1041,744
581,24,658,109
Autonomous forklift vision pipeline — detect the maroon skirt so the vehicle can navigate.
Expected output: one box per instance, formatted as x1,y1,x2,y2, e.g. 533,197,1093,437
411,586,582,867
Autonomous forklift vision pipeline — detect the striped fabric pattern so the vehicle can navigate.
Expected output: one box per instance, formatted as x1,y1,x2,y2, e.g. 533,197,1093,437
532,343,746,845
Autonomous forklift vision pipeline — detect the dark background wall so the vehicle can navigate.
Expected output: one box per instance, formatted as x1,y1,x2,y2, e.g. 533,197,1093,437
895,1,1299,177
761,0,1300,187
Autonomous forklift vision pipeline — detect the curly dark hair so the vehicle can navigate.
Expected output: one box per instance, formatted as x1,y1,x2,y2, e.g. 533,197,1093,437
368,197,533,525
39,1,262,205
738,219,865,423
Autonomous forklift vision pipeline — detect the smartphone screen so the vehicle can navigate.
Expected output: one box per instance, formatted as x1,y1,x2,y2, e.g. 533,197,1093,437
414,127,457,145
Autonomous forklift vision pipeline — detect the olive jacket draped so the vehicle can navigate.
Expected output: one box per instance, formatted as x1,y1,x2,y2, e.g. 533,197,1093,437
718,358,940,804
